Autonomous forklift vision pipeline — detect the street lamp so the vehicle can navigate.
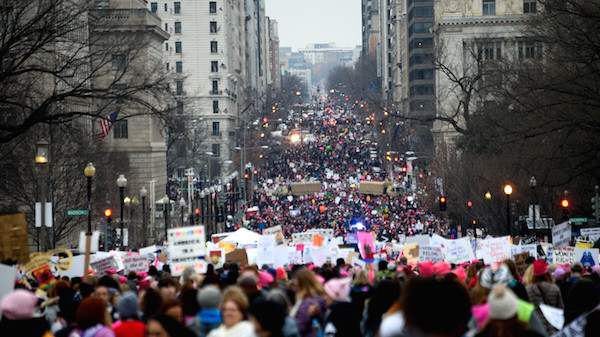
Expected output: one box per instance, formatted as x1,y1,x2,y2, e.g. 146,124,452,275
485,191,492,200
124,197,131,247
205,152,214,185
36,139,50,251
200,190,206,225
504,184,513,237
140,186,147,246
529,176,537,238
116,174,127,249
179,197,186,226
83,163,95,278
163,195,170,242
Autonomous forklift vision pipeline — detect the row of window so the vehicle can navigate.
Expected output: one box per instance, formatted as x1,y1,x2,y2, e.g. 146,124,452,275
150,2,181,14
482,0,538,15
408,22,433,36
163,21,219,35
165,40,219,55
408,6,433,21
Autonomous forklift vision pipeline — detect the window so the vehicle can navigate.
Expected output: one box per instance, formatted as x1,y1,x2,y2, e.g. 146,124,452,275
209,2,217,13
478,41,502,60
211,61,218,72
409,22,433,36
212,122,220,136
483,0,496,15
176,80,183,95
174,21,181,34
0,7,13,31
409,69,434,81
176,101,183,114
112,84,126,104
175,41,182,54
210,21,217,33
165,42,169,51
388,67,392,77
178,145,187,157
113,120,128,139
164,23,168,31
408,6,433,20
150,2,157,13
95,0,109,8
213,100,219,113
212,80,219,94
212,144,220,157
410,38,433,50
166,62,169,71
176,61,182,73
111,54,125,70
523,0,537,13
210,41,218,53
164,3,167,11
174,2,181,13
410,85,434,96
518,40,542,59
409,54,432,66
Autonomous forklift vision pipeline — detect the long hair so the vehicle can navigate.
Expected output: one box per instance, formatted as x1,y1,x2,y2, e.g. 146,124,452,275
293,268,325,299
75,297,107,330
480,316,529,337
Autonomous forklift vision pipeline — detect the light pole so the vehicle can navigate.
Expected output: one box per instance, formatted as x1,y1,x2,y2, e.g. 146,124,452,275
36,139,49,251
200,190,206,225
179,197,186,226
83,163,95,279
163,195,170,242
205,152,214,186
116,175,127,249
140,186,147,247
124,196,131,248
504,184,513,237
529,176,537,238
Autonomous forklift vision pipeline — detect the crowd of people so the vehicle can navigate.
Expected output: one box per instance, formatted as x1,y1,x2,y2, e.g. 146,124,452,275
3,255,600,337
244,109,446,242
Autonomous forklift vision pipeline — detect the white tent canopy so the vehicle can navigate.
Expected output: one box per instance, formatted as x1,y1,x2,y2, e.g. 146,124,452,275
221,227,261,246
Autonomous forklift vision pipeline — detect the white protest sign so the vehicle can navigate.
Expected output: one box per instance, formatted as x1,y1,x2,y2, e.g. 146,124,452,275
352,258,366,270
303,245,314,264
552,222,571,248
311,246,330,266
124,253,148,274
540,304,564,330
575,248,599,267
580,228,600,242
547,247,576,265
444,237,475,264
406,234,430,247
257,235,275,267
90,255,120,277
273,245,289,268
429,234,448,247
478,236,512,265
418,245,443,263
78,231,100,253
263,225,286,247
56,255,86,279
512,244,538,259
0,264,17,303
168,226,207,276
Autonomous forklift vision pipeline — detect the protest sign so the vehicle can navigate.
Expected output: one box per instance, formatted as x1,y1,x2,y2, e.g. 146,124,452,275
78,231,100,254
218,241,236,254
263,225,286,246
313,235,324,247
0,213,30,264
512,244,537,259
540,304,564,330
402,243,419,264
226,249,248,266
347,233,358,245
552,222,571,248
406,234,430,247
444,237,476,264
575,241,593,249
547,247,576,265
273,246,289,268
124,253,148,274
303,245,314,264
352,258,366,270
418,245,443,263
514,252,530,276
168,226,207,276
90,254,120,277
346,252,360,265
257,235,275,266
575,248,599,267
0,264,16,303
477,236,512,265
357,232,375,261
311,246,331,266
31,264,56,290
580,228,600,242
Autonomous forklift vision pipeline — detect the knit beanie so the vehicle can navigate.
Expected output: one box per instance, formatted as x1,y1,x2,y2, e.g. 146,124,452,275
116,292,139,319
418,261,433,277
432,261,451,276
533,259,548,276
197,285,222,310
0,289,39,320
488,285,519,320
323,277,351,302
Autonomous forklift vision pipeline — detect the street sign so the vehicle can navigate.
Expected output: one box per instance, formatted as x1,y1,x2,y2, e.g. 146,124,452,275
67,210,88,216
569,217,588,225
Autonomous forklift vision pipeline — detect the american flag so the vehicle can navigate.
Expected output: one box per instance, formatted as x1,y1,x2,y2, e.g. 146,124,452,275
94,108,120,141
220,63,227,69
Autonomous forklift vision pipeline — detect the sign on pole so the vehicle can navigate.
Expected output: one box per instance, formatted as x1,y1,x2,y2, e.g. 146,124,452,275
168,225,207,276
67,210,88,216
552,221,571,248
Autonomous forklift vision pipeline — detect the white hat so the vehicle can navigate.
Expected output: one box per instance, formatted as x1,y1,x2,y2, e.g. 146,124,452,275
488,285,519,320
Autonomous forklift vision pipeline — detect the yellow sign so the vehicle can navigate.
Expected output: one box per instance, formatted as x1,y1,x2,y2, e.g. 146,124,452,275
19,248,73,274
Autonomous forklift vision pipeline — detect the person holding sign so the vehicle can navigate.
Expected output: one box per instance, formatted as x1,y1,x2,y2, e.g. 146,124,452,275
525,260,564,336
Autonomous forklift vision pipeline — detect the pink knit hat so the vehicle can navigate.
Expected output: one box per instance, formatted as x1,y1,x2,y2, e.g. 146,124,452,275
433,261,452,276
258,271,274,288
0,289,39,320
451,267,467,282
275,267,287,280
418,261,433,277
323,277,351,302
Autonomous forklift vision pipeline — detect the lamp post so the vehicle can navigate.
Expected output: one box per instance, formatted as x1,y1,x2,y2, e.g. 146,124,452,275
205,152,214,185
504,184,513,237
529,176,537,238
36,139,49,251
124,197,131,248
140,186,147,247
179,197,186,226
116,174,127,249
83,163,95,279
163,195,170,242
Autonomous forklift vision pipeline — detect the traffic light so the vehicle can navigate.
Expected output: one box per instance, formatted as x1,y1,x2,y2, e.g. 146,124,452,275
561,198,569,215
439,197,447,211
104,209,112,218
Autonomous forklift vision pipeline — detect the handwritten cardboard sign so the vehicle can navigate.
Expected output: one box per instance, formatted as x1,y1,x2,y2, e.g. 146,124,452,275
0,213,30,264
552,221,571,248
444,237,476,264
124,253,148,274
226,249,248,267
263,225,286,246
90,255,120,277
418,245,443,263
168,226,207,276
547,247,575,265
514,252,530,277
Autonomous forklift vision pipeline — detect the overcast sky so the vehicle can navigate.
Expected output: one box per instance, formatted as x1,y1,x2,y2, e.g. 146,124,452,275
265,0,362,51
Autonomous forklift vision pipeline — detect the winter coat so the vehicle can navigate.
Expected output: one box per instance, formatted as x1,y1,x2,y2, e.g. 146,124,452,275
206,320,257,337
293,296,328,337
282,316,301,337
526,281,564,335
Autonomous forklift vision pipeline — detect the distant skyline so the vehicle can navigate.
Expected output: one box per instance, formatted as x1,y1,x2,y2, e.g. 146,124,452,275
265,0,362,51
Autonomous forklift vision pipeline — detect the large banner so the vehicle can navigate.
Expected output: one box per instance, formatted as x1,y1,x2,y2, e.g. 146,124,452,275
168,226,207,276
444,237,475,264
